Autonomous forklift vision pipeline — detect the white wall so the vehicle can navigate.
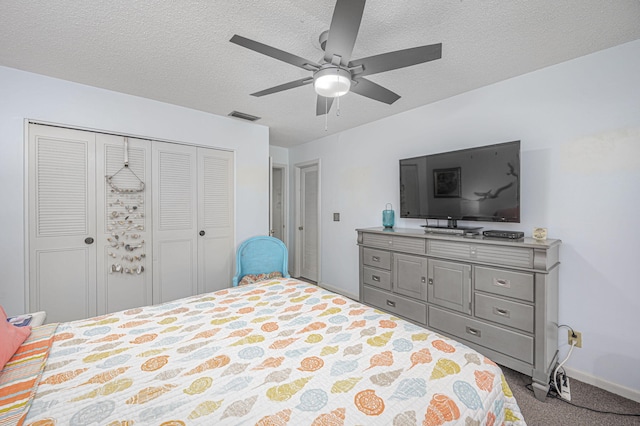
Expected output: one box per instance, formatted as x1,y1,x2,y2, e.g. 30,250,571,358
269,145,289,165
0,66,270,317
288,40,640,398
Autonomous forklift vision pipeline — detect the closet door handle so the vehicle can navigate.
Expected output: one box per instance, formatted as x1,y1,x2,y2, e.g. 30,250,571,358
84,237,94,245
199,230,205,236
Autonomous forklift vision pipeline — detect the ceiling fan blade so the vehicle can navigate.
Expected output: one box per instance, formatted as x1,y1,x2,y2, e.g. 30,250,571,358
230,34,320,70
350,43,442,77
351,77,400,104
323,0,366,66
316,95,335,116
251,78,313,97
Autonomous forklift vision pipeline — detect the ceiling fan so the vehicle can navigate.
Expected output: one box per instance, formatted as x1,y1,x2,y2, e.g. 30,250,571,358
230,0,442,116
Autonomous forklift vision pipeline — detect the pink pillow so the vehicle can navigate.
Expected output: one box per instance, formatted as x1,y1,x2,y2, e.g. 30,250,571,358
0,306,31,371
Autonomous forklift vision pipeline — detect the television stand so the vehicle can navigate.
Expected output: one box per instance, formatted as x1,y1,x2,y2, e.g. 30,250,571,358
421,219,482,235
422,225,483,236
357,227,561,401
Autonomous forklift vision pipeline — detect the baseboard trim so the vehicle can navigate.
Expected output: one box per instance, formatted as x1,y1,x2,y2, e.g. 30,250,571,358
318,282,359,301
563,366,640,403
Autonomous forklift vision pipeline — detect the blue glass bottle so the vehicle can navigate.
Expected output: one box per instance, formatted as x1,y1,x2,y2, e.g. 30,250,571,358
382,203,395,228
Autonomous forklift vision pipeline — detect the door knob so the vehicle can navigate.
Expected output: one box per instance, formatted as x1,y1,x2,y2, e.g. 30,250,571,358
84,237,94,245
298,226,303,231
199,230,205,236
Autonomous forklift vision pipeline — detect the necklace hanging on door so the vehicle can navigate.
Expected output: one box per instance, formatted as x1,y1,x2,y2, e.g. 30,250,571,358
105,137,146,274
105,138,145,193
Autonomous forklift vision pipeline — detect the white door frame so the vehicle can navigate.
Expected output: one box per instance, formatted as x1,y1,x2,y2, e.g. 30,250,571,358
269,157,273,236
293,159,321,281
269,159,288,244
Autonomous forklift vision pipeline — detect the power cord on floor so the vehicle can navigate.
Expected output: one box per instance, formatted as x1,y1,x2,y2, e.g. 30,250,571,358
553,339,575,396
536,324,640,417
524,383,640,417
554,323,576,397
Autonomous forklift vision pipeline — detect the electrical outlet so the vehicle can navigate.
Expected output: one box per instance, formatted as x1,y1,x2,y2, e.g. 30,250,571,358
568,330,582,348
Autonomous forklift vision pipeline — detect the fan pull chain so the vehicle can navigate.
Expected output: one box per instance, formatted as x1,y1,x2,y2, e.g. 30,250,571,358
325,96,328,131
336,95,340,117
123,137,129,167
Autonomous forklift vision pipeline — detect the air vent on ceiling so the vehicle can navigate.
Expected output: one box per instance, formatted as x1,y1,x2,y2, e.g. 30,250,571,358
228,111,261,122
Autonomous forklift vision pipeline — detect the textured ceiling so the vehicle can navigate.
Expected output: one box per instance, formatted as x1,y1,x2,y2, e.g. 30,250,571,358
1,1,639,147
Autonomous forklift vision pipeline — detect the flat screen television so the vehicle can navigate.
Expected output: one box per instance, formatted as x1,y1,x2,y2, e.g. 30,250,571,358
399,141,520,226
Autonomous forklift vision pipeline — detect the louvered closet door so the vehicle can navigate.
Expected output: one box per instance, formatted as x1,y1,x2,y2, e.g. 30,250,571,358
96,134,152,314
152,142,198,303
197,148,234,293
28,124,96,323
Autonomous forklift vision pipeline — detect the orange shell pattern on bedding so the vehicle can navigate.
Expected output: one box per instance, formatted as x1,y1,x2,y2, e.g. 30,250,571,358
23,278,525,425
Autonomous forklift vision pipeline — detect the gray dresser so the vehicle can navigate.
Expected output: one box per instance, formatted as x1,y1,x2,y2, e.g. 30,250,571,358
357,227,561,401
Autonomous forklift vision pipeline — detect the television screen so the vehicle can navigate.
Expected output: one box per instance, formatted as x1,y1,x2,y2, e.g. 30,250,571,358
400,141,520,223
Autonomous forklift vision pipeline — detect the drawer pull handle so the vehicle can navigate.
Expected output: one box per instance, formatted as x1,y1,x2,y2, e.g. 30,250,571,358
386,300,396,308
493,307,510,317
372,275,381,282
494,278,511,288
428,278,434,285
466,327,481,337
372,256,380,262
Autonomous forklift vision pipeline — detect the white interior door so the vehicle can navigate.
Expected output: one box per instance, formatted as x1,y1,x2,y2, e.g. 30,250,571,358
96,134,152,314
300,164,319,282
271,165,285,242
197,147,234,294
28,124,97,323
152,141,198,303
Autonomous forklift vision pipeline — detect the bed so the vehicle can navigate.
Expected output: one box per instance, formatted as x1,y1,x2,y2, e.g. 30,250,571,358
2,278,526,425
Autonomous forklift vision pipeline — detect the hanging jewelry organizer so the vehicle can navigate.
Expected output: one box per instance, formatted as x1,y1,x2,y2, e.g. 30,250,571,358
105,137,146,275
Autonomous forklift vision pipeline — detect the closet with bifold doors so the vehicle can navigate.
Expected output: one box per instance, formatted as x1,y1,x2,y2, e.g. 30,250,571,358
28,124,234,323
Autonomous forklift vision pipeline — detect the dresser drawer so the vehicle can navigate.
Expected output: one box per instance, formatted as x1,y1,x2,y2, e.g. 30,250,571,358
363,286,427,325
475,293,534,333
474,266,534,302
362,233,425,254
362,233,393,248
428,306,533,364
363,247,391,270
392,236,426,254
428,240,533,268
363,266,392,291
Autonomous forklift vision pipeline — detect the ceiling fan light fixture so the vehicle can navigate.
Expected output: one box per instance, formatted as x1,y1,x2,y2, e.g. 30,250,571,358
314,67,351,98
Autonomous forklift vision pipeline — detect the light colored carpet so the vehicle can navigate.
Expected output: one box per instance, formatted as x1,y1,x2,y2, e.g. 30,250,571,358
502,366,640,425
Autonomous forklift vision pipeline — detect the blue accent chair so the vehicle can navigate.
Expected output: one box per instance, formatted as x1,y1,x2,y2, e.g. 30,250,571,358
232,236,290,286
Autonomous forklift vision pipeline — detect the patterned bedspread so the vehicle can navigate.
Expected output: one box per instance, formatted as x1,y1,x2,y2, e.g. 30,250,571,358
23,278,526,425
